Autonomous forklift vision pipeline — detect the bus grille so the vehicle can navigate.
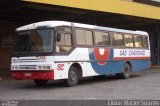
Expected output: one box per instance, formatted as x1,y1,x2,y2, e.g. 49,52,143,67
19,65,37,70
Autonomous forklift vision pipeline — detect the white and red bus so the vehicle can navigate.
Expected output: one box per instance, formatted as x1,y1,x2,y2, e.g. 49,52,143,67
11,21,150,87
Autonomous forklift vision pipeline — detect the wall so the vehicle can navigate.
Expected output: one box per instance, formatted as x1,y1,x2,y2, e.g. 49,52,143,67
0,23,17,75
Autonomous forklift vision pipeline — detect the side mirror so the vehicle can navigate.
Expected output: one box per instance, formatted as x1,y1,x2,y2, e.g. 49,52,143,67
57,33,61,41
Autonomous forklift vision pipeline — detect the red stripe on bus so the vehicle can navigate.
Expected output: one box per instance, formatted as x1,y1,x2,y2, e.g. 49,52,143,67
113,57,150,60
12,70,54,80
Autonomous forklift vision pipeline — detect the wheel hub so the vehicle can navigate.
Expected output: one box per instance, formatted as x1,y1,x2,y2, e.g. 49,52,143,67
70,71,77,81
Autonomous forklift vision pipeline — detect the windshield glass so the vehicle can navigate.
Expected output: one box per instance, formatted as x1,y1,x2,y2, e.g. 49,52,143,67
13,29,53,54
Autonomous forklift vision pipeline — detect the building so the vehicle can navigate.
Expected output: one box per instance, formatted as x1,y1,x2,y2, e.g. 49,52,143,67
0,0,160,76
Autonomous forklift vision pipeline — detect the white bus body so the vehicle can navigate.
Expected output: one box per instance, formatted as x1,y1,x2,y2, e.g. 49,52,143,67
11,21,150,86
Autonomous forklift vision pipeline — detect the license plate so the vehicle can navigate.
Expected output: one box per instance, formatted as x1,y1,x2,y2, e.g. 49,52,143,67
24,73,32,77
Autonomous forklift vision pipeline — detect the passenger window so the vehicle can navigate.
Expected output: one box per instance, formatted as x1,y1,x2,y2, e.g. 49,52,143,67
76,29,93,46
95,31,110,46
56,33,72,53
142,36,148,47
111,33,123,46
76,29,85,45
103,32,110,45
85,30,93,45
134,35,142,47
95,31,103,45
124,34,134,47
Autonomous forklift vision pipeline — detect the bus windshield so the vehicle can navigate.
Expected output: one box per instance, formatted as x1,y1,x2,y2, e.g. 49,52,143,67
13,29,53,55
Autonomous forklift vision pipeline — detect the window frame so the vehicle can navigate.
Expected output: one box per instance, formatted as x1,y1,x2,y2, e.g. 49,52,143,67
94,30,110,47
54,26,74,55
12,28,55,57
55,25,148,54
75,27,94,47
133,35,143,48
142,35,149,48
124,34,134,48
110,32,124,47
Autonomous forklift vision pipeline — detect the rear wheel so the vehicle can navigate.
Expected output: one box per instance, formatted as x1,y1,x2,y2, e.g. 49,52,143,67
66,66,79,87
116,63,131,79
34,80,48,86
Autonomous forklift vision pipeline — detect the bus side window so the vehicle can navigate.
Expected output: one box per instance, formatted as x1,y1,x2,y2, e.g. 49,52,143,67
111,33,123,46
134,35,143,48
95,31,103,45
56,33,72,53
95,31,110,46
142,36,148,47
76,29,85,45
85,30,93,45
124,34,134,47
75,28,93,46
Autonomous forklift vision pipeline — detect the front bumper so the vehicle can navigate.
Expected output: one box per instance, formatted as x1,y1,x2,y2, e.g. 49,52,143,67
11,70,54,80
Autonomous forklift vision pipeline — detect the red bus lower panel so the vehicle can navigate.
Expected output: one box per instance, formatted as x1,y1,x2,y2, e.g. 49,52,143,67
12,70,54,80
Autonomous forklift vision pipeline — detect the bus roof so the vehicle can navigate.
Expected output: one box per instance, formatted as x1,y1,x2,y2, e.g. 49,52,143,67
16,21,148,36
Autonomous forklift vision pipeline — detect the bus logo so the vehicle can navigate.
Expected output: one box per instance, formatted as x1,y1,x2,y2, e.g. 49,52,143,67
57,64,64,71
89,48,114,74
94,48,110,65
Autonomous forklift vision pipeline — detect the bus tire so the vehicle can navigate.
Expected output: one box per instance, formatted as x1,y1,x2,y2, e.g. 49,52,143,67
34,80,48,86
66,66,79,87
116,63,131,79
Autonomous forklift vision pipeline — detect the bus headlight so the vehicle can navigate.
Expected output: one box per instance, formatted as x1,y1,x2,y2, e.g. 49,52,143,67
43,66,47,70
47,66,51,70
15,66,18,70
11,66,14,70
11,65,19,70
37,65,51,70
38,66,42,70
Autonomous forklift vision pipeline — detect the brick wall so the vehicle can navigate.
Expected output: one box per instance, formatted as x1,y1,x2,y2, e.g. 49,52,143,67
0,23,17,75
0,47,11,75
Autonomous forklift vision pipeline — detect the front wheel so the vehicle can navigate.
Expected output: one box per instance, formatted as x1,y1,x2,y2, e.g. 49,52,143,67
116,63,131,79
65,66,79,87
34,80,48,86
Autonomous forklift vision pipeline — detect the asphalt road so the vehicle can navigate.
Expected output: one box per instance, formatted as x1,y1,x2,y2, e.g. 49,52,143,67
0,68,160,100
